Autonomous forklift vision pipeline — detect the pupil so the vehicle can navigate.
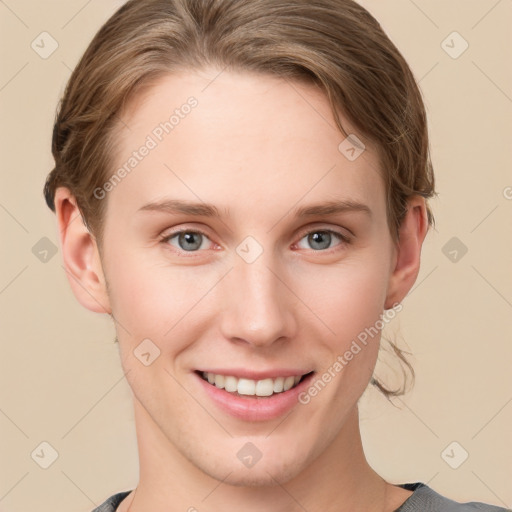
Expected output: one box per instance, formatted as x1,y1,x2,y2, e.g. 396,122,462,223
180,232,201,251
310,231,330,250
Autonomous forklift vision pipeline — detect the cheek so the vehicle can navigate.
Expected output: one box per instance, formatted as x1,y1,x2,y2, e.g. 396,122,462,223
292,253,392,397
295,254,391,338
107,261,170,333
104,251,221,348
105,233,392,357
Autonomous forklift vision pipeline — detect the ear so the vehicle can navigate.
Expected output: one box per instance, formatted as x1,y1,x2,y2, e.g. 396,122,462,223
384,196,429,309
54,187,111,314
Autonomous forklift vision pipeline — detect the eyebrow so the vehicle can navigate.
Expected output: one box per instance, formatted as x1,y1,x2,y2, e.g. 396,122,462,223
137,198,372,218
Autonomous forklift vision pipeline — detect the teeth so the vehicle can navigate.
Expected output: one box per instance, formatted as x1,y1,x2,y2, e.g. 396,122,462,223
283,376,295,391
214,374,225,389
202,372,306,397
273,377,284,393
237,378,255,395
224,375,238,392
255,378,274,397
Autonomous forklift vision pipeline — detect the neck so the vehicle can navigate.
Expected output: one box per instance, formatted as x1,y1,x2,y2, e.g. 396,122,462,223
120,397,404,512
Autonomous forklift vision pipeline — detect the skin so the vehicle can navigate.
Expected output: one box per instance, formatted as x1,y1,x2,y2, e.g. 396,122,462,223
54,67,428,512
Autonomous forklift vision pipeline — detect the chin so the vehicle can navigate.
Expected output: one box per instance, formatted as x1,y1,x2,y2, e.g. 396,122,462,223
211,462,301,488
194,444,312,488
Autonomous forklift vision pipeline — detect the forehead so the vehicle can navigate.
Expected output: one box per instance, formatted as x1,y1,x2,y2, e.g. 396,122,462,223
108,68,385,219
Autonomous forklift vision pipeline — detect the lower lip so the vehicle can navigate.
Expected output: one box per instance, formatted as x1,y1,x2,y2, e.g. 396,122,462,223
194,372,315,422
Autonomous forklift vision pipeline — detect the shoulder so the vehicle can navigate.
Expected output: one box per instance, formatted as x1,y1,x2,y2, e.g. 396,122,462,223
90,490,132,512
88,484,511,512
396,483,511,512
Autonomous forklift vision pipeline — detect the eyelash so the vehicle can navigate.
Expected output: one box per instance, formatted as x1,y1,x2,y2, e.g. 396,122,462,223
159,226,351,256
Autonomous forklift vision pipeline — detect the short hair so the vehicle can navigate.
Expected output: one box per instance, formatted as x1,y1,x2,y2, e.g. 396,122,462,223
43,0,436,398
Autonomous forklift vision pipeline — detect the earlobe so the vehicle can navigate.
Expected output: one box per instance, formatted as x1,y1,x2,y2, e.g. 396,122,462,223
54,187,111,314
384,196,429,309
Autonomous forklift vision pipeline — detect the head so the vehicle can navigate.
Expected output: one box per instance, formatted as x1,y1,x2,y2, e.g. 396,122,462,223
45,0,435,487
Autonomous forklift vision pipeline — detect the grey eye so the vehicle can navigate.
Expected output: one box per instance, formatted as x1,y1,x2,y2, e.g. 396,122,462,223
307,231,333,250
166,231,209,251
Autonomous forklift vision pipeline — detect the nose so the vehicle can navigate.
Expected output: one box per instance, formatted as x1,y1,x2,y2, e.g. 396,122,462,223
219,251,297,348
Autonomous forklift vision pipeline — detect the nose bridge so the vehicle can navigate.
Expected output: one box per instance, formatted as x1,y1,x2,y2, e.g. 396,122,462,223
219,246,295,346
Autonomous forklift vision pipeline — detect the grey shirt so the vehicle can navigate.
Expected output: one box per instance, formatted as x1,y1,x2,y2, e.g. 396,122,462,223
91,482,511,511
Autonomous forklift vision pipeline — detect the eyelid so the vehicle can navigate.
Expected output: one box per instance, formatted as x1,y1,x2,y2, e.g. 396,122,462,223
293,226,351,253
159,226,215,251
295,223,352,242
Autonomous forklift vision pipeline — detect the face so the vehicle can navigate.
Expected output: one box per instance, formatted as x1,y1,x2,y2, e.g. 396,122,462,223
96,68,398,485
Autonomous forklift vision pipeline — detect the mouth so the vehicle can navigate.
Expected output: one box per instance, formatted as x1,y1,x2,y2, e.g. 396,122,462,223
196,370,315,398
194,368,316,421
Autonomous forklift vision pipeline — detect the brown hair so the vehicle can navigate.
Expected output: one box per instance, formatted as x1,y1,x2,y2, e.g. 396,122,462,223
44,0,436,398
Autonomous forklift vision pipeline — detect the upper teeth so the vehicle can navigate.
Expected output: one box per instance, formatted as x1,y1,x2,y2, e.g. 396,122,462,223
202,372,302,397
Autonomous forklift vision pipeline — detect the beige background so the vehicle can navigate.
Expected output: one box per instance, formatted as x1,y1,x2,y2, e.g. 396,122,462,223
1,0,511,510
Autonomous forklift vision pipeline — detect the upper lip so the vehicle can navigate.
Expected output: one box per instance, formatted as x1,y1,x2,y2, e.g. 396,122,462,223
196,368,314,380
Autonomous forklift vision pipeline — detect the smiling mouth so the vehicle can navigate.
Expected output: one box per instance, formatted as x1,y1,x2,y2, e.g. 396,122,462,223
197,371,314,398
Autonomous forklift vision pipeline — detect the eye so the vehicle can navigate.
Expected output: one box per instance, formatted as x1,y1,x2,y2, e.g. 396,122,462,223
159,227,351,255
295,229,350,252
161,229,213,252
